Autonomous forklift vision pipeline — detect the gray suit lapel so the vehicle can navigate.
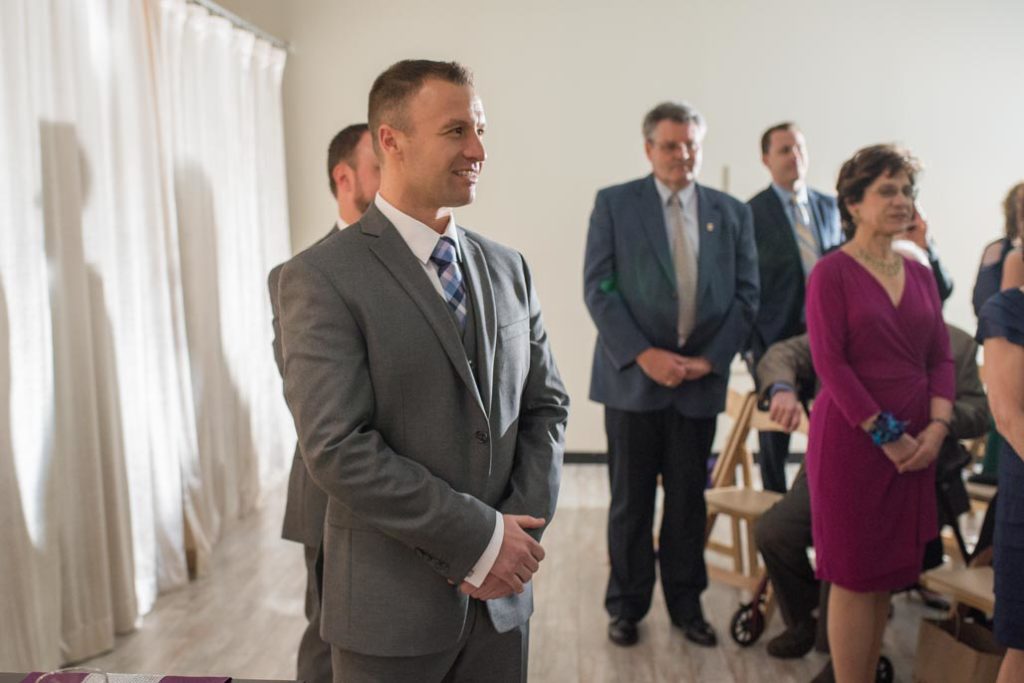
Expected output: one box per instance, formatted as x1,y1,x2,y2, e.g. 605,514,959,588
695,184,723,314
361,206,486,416
459,231,495,418
637,176,676,288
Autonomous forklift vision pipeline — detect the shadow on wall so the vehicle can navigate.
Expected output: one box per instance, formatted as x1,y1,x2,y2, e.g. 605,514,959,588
38,121,137,661
173,162,255,574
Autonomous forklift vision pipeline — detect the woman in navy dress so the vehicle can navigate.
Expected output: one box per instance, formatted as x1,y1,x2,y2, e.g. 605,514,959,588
976,276,1024,683
972,182,1022,316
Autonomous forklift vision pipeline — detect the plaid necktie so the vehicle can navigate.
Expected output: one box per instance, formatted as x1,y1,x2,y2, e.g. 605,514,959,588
790,195,819,277
429,236,468,332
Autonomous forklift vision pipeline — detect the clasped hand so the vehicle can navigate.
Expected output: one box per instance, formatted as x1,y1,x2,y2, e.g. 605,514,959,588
637,348,711,388
881,423,946,473
459,514,546,601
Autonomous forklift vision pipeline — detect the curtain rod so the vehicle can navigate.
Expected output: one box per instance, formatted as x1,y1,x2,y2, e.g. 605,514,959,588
187,0,292,52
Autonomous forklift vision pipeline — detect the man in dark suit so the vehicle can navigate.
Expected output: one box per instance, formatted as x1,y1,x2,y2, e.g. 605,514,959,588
747,122,841,493
584,102,759,647
279,60,568,683
268,122,379,683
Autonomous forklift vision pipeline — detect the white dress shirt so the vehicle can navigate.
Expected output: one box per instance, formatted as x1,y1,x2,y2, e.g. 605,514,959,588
374,193,504,588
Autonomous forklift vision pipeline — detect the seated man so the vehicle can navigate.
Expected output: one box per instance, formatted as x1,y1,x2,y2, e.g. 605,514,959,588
753,321,989,669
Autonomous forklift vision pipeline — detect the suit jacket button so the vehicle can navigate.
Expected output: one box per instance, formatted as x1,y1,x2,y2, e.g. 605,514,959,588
475,431,489,444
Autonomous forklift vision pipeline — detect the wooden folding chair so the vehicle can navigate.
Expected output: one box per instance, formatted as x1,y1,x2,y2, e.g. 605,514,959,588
703,389,798,592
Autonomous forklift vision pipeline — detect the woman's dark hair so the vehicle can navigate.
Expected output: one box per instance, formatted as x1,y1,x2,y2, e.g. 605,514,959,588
1002,182,1024,241
835,144,921,239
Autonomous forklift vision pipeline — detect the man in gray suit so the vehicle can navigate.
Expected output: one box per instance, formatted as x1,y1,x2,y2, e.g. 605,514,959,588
278,60,569,683
269,122,380,683
583,102,759,647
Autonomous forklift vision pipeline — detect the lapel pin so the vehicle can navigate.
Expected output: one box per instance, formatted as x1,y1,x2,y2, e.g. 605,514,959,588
706,222,714,232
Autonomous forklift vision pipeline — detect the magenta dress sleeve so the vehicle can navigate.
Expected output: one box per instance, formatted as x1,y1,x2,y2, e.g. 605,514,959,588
924,270,955,402
806,259,881,427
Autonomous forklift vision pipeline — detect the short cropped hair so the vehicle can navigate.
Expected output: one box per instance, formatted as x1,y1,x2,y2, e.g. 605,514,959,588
642,102,706,142
368,60,474,153
760,122,798,156
326,123,369,196
836,144,921,239
1002,182,1024,240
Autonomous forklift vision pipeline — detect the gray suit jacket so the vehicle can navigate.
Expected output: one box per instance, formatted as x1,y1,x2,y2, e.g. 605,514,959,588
271,226,337,547
584,175,759,417
278,204,569,657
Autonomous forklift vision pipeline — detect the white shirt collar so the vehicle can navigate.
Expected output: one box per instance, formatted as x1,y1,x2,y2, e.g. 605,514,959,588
374,193,461,264
335,216,348,231
771,182,809,206
654,177,697,207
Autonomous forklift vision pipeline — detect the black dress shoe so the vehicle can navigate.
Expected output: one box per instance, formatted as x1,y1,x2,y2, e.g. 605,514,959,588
766,618,817,659
608,617,639,646
681,618,717,647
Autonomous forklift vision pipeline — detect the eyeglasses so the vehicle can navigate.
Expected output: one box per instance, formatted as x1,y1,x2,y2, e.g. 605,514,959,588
654,141,700,155
873,184,918,200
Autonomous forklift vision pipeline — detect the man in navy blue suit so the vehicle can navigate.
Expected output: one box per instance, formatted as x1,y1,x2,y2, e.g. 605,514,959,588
747,123,841,494
584,102,759,648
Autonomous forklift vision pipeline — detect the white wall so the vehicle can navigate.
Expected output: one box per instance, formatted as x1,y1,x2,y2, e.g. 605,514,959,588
220,0,1024,452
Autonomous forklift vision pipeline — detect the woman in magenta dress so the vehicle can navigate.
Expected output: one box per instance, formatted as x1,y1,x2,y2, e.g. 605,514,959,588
805,145,954,683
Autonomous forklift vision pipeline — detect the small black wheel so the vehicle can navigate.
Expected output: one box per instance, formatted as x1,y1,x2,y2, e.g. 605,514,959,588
729,602,765,647
875,655,894,683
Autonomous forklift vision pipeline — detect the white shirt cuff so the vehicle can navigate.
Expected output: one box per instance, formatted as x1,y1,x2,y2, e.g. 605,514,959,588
463,513,503,587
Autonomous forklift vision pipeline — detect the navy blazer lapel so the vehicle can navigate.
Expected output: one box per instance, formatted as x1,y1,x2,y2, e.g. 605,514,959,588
695,184,723,308
459,231,495,418
637,176,676,288
765,187,795,242
361,206,485,415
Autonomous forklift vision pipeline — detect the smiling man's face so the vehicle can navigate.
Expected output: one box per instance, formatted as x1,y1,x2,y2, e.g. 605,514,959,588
391,78,487,211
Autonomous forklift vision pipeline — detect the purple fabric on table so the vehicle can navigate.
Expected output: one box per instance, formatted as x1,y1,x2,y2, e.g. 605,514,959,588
805,250,955,593
20,674,91,683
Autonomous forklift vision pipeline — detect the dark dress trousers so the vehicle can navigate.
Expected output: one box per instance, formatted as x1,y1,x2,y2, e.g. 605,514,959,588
747,186,840,493
584,175,759,623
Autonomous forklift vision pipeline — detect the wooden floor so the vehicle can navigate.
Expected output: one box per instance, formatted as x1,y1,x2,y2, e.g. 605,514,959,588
84,464,949,682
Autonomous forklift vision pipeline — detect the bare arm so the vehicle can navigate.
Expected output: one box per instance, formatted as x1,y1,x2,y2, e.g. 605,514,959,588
1002,248,1024,289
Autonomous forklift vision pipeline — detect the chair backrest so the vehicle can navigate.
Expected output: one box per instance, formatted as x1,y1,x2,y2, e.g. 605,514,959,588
710,390,758,489
711,389,810,490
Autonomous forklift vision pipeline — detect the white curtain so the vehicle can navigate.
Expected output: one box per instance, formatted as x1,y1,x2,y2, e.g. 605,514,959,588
154,0,293,572
0,0,292,669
